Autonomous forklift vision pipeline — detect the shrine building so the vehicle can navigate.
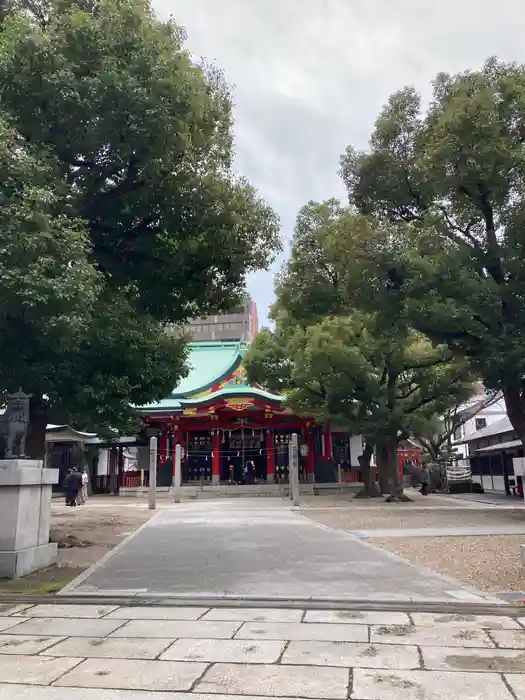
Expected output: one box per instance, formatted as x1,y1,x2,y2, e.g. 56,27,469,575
133,340,344,486
110,340,421,491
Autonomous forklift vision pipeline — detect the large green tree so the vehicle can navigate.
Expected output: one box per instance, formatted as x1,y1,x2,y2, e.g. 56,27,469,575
0,0,280,453
246,204,473,499
341,58,525,447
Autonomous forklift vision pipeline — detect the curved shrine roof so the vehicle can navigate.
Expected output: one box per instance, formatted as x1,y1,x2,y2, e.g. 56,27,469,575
137,340,283,414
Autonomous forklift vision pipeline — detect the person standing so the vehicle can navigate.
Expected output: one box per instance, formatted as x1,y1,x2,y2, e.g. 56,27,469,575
68,467,82,506
63,469,73,506
77,468,89,505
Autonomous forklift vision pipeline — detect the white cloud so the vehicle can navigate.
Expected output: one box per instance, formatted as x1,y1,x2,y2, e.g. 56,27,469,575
155,0,525,324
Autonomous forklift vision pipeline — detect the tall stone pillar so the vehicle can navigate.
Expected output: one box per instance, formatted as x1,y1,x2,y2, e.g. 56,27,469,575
211,432,220,484
266,431,275,483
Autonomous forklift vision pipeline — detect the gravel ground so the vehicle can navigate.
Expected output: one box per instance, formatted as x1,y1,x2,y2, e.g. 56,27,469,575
372,535,525,593
301,506,525,531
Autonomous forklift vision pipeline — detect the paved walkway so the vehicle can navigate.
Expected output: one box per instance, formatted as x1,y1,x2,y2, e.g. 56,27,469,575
61,499,499,603
351,524,525,538
0,601,524,698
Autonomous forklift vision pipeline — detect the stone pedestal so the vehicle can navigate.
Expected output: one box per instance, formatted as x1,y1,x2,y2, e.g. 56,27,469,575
0,461,59,578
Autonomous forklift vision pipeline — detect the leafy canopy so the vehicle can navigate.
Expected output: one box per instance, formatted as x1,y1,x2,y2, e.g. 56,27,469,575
0,0,280,442
246,203,474,447
340,58,525,438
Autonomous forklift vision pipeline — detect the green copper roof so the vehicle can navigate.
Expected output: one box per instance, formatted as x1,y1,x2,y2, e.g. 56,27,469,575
136,340,283,415
174,341,246,397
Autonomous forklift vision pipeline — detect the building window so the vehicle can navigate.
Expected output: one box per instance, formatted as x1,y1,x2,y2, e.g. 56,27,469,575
475,418,487,431
453,426,462,441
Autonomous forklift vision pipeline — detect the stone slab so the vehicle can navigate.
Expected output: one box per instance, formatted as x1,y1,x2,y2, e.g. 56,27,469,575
304,610,411,626
506,674,525,700
42,636,173,660
54,657,208,691
106,606,208,620
411,612,521,629
161,638,286,663
422,645,525,672
0,687,310,700
352,668,512,699
489,629,525,648
370,624,494,648
0,617,27,633
110,619,240,639
7,617,126,637
14,604,118,619
203,607,303,622
0,604,33,616
0,542,57,579
197,663,350,699
0,634,65,655
236,621,368,642
282,640,419,669
0,463,57,487
0,654,82,685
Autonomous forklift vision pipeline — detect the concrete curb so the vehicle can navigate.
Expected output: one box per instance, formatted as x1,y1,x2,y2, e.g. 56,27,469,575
0,593,524,615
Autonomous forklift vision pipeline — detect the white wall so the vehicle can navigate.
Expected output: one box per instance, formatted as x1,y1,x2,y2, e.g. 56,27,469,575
349,435,365,467
453,397,507,458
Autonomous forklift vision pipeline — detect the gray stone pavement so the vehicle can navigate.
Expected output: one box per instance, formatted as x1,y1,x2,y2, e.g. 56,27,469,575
60,499,501,603
0,603,524,698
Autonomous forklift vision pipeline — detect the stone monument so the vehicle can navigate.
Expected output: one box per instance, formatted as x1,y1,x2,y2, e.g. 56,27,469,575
0,390,58,578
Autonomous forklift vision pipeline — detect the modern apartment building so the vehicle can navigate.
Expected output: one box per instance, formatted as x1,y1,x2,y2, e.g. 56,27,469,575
183,297,259,342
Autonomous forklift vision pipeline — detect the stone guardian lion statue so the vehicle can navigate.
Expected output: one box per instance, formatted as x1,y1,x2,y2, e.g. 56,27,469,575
1,389,32,459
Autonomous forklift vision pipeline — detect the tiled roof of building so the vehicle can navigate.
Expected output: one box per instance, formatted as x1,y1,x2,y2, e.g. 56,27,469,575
174,341,245,396
137,340,282,414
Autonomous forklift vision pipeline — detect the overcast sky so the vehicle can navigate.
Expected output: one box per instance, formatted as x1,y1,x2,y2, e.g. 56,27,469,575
154,0,525,325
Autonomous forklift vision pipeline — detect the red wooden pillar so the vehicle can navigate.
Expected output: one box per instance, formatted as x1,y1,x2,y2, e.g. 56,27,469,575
212,432,220,484
159,430,167,463
306,430,315,483
323,425,333,460
266,431,275,483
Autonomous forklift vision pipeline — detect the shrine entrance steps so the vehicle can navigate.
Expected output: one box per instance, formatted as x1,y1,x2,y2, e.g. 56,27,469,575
119,484,315,499
118,483,366,499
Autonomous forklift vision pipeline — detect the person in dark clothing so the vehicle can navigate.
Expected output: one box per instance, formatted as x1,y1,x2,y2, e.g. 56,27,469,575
419,466,430,496
64,467,82,506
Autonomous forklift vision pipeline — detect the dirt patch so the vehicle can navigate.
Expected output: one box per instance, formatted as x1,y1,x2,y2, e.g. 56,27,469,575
375,625,414,636
444,651,525,672
0,497,153,594
371,535,525,593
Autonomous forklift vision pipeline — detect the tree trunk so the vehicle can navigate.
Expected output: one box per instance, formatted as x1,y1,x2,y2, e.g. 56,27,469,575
376,443,389,495
502,382,525,446
383,437,411,502
25,395,47,460
354,442,380,498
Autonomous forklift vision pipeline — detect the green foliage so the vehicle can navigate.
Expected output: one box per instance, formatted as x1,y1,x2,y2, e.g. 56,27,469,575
340,58,525,439
0,0,280,321
0,0,280,446
246,204,475,498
